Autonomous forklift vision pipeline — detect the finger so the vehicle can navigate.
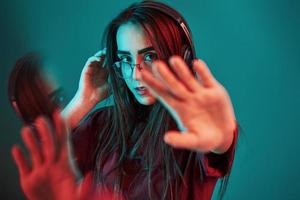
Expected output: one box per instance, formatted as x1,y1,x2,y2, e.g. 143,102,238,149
140,67,177,106
83,57,107,78
86,54,108,71
21,126,43,167
11,145,31,176
86,56,102,64
53,111,77,174
53,110,68,153
164,131,211,153
35,116,56,162
94,48,106,57
141,69,179,116
94,49,107,67
169,56,201,92
192,59,217,87
152,61,189,99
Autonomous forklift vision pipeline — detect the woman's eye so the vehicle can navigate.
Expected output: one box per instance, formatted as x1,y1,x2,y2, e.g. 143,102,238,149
119,56,132,63
144,53,158,62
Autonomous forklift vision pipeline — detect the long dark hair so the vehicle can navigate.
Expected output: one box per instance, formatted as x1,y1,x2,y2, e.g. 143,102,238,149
94,1,231,199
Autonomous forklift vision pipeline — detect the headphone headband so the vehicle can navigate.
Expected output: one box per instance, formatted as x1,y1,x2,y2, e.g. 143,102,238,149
135,1,196,59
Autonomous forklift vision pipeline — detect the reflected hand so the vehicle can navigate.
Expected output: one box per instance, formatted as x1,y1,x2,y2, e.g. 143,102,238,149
11,111,79,200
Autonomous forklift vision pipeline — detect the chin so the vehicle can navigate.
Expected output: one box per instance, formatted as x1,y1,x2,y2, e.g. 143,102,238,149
136,95,156,105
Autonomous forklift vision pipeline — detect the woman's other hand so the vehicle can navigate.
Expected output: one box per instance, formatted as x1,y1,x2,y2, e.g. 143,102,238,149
78,48,109,105
62,49,109,129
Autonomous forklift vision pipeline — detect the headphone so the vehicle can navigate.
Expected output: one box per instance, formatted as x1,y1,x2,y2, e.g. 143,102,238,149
134,1,196,66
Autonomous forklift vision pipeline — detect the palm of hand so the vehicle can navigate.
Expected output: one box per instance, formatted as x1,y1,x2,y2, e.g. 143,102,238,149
12,112,79,200
140,56,236,153
20,161,76,200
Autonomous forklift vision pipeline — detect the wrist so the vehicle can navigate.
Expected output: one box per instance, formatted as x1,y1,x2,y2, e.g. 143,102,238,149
74,89,98,109
211,121,237,154
61,90,97,129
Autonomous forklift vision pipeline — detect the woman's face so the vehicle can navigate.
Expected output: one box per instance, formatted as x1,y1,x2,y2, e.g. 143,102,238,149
116,22,157,105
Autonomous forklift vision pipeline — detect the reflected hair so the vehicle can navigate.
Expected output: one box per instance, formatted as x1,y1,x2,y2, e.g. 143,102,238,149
7,53,57,124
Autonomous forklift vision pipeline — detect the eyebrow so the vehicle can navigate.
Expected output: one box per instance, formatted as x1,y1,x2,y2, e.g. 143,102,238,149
117,46,155,55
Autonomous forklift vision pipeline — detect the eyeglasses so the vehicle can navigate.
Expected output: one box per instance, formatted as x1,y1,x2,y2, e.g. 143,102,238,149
113,54,158,79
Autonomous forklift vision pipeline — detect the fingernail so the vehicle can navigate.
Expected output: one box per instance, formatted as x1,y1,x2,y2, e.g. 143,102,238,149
192,58,198,64
168,56,174,65
164,134,170,143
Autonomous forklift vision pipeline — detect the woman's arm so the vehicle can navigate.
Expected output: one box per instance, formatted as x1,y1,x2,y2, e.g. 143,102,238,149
62,90,99,130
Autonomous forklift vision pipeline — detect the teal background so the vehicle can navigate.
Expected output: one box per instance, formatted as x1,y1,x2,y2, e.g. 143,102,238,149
1,0,300,199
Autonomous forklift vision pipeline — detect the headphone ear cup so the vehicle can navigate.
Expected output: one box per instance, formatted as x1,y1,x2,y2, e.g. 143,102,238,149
182,45,193,68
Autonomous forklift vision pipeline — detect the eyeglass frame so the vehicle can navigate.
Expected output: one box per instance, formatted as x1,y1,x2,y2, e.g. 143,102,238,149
113,59,156,79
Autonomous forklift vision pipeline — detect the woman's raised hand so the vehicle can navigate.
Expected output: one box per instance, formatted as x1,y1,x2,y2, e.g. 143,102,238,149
62,49,109,129
77,49,109,106
140,56,237,154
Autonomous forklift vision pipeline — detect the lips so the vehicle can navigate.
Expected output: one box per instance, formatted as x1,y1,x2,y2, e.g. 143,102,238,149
135,86,149,95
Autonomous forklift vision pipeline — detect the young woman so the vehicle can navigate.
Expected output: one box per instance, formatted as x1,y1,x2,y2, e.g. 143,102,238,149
64,1,239,199
10,1,238,200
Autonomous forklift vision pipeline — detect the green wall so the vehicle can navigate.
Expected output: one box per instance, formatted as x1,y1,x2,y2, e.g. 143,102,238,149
1,0,299,199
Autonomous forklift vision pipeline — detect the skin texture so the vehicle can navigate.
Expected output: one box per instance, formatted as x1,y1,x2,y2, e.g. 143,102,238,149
116,22,157,105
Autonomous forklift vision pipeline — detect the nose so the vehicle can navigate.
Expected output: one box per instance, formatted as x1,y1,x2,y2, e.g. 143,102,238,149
132,56,143,80
132,64,142,80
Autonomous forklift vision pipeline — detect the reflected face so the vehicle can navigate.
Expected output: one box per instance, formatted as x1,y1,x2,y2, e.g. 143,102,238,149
116,22,157,105
11,76,64,124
